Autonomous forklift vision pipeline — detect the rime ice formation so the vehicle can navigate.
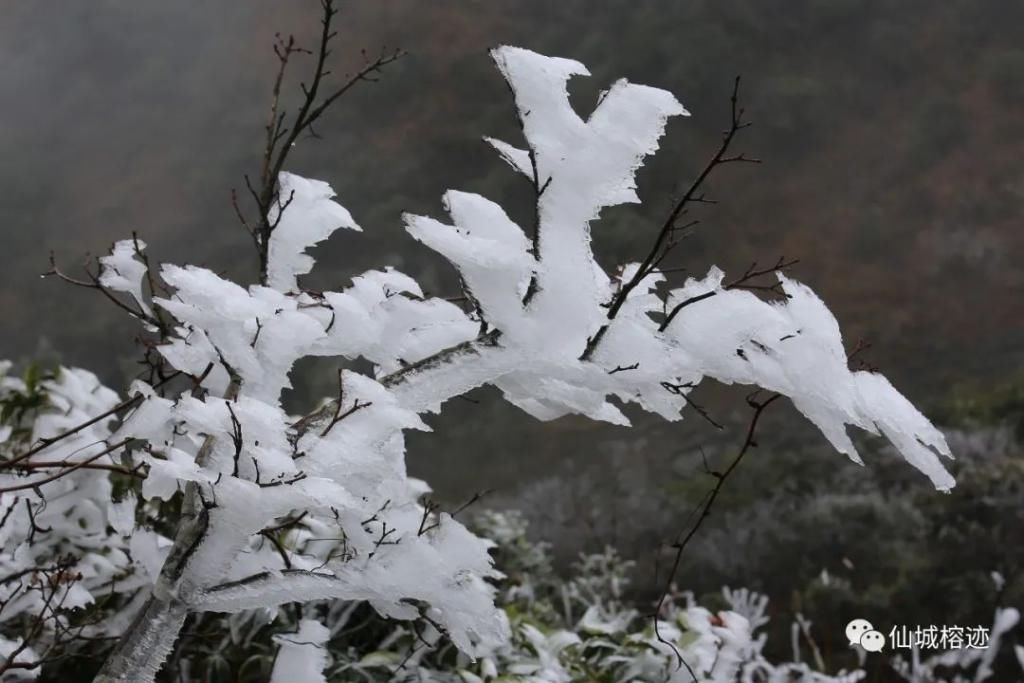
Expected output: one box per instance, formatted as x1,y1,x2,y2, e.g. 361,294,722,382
1,46,954,682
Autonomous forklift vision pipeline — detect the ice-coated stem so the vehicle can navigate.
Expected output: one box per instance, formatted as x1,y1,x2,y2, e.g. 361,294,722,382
94,476,213,682
92,596,188,683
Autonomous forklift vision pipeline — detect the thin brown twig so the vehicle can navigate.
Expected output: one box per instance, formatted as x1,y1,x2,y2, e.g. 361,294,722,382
44,254,157,328
0,439,133,494
241,0,404,284
652,391,781,678
4,461,143,478
2,371,182,469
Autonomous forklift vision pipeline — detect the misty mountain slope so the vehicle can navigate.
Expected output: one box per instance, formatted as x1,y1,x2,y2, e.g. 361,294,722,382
1,0,1020,397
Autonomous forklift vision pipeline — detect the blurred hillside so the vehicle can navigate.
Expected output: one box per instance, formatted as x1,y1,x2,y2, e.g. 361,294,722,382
1,0,1021,396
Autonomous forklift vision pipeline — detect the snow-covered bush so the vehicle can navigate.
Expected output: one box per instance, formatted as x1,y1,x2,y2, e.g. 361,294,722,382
258,510,872,682
0,363,145,680
2,16,961,681
256,512,1022,683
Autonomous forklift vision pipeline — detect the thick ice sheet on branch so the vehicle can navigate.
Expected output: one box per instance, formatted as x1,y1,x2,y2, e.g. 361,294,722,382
662,270,955,490
397,45,952,490
99,239,153,318
197,515,509,657
267,172,360,293
157,325,231,396
487,46,688,346
309,268,478,376
270,619,330,683
405,191,534,335
156,265,324,403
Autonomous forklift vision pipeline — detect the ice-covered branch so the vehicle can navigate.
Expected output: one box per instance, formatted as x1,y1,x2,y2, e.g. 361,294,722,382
195,514,509,657
24,36,956,683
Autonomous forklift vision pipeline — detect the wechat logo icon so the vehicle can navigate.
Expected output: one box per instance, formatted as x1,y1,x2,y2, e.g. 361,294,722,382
846,618,886,652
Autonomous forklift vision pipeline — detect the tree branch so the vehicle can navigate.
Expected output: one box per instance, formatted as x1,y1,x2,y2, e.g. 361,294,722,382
241,0,405,284
0,438,133,494
582,76,756,360
659,256,799,331
652,390,781,676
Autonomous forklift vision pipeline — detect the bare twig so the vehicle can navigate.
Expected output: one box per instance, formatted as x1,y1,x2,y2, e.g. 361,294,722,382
44,253,160,329
661,381,724,430
238,0,405,284
5,461,143,478
652,390,781,677
2,370,184,470
608,362,640,375
0,439,133,495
